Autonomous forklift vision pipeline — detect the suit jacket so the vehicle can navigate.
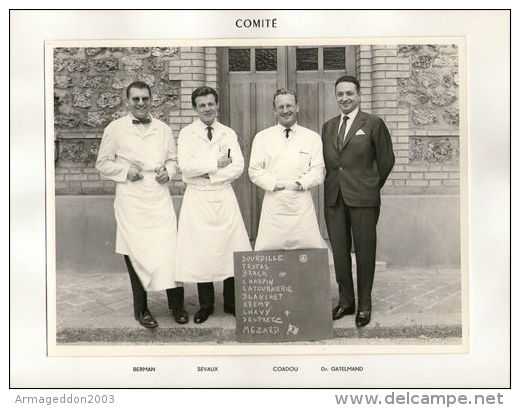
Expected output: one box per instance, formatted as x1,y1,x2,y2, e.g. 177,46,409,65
321,111,395,207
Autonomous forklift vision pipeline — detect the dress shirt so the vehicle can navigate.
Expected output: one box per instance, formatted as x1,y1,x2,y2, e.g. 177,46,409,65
337,107,360,143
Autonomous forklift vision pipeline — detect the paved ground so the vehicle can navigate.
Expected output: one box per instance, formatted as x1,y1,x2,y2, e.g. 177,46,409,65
55,265,462,345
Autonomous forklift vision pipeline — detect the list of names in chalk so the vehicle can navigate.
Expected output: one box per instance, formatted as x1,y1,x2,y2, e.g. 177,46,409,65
234,249,332,343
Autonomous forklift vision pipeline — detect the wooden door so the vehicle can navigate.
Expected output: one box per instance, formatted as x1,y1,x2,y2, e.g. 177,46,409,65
288,46,357,238
219,45,355,240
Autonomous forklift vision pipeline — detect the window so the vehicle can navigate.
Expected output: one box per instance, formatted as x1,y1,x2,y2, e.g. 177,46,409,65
255,48,277,71
229,48,251,72
296,48,318,71
323,47,345,70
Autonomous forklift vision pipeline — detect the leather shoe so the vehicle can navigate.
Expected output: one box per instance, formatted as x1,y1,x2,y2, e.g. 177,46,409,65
172,309,189,324
332,304,355,320
224,305,235,316
135,309,158,329
194,308,213,324
355,309,371,328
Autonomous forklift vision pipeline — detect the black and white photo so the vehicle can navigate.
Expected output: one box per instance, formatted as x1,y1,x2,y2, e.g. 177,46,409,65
49,39,466,352
10,9,510,390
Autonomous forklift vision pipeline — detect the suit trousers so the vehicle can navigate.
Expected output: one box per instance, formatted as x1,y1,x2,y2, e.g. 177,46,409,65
324,195,380,311
123,255,184,315
197,277,235,311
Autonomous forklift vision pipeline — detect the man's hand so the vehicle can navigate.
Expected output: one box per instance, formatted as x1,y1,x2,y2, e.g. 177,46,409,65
217,155,232,168
273,182,285,192
284,182,303,191
284,182,299,191
127,164,143,182
155,165,169,184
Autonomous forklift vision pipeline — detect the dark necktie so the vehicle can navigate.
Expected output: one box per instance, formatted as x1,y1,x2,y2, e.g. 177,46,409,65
285,128,291,139
132,118,151,125
207,126,213,141
337,115,349,149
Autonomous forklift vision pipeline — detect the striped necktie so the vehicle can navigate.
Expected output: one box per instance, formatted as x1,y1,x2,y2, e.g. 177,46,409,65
337,116,349,149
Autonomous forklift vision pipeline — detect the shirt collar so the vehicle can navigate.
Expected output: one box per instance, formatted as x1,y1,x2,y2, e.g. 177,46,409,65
197,118,218,129
340,107,359,122
277,122,298,134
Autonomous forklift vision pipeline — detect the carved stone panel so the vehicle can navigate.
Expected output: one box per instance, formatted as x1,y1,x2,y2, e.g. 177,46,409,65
398,44,459,130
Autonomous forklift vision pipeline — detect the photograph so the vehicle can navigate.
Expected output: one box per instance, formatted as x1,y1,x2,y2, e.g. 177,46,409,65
10,9,510,390
48,38,467,355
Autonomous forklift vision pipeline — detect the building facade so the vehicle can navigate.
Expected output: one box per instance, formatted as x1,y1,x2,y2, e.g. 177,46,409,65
54,44,461,267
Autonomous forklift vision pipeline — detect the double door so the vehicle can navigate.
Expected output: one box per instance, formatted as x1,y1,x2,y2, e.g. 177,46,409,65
218,45,356,240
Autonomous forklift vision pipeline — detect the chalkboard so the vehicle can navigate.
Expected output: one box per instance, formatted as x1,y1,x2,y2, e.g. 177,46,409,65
234,248,333,343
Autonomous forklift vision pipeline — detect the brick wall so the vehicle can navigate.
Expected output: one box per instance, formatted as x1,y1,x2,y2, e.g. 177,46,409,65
167,47,219,196
54,45,459,196
54,46,182,195
54,46,220,196
356,44,459,194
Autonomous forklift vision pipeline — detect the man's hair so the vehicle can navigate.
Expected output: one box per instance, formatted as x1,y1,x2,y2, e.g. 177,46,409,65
334,75,361,94
272,89,298,108
191,86,219,107
126,81,152,99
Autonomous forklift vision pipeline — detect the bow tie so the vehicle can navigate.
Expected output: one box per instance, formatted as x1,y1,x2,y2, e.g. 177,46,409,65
132,118,151,125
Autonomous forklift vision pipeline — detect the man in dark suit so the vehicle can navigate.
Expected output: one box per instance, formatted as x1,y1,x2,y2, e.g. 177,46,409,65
322,75,395,327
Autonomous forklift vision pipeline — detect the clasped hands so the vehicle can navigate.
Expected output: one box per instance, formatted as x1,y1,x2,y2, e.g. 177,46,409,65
273,181,302,192
127,164,169,184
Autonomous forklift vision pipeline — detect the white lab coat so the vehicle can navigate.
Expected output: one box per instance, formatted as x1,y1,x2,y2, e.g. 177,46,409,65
96,114,179,291
176,119,251,282
249,123,328,251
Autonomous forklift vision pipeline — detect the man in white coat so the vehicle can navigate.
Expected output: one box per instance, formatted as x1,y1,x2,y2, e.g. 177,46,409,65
174,86,251,324
96,81,186,329
249,89,328,251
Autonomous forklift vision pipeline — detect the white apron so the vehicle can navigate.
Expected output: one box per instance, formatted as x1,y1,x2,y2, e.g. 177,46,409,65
175,184,252,282
115,172,178,291
252,134,328,251
254,189,328,251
